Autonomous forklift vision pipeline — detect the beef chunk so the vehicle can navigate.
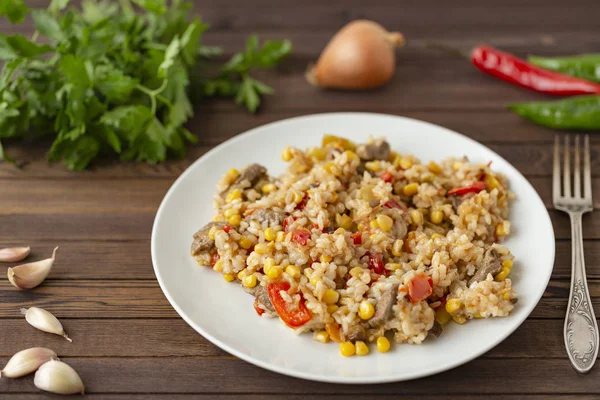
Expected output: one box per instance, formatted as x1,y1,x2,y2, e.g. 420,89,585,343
343,324,367,342
247,209,284,226
191,222,225,256
469,247,503,285
358,141,391,161
235,163,267,187
428,321,443,338
369,283,400,327
244,285,275,313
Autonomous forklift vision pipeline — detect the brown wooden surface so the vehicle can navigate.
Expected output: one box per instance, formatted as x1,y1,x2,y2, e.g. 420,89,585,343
1,0,599,398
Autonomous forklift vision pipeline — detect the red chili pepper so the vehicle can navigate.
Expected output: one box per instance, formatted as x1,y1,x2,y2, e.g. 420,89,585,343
267,281,312,327
368,252,385,275
380,170,394,183
350,232,362,245
222,225,232,233
472,45,600,96
291,228,311,246
210,253,220,267
408,274,433,303
447,181,488,196
253,298,265,316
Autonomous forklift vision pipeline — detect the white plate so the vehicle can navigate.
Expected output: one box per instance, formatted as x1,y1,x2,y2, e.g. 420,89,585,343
151,113,554,384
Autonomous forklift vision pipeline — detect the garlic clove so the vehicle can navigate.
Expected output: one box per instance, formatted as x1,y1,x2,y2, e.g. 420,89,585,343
0,347,58,378
21,307,72,342
34,360,85,395
7,246,58,290
0,246,31,262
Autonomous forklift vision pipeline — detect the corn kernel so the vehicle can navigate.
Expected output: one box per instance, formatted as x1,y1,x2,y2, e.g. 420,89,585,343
410,209,423,225
208,226,218,240
387,263,402,271
421,172,435,183
370,220,379,229
428,161,443,174
474,313,483,319
308,147,328,161
495,222,508,236
344,150,359,162
291,191,304,204
336,214,354,230
376,337,391,353
486,174,501,190
263,227,276,241
349,267,365,277
503,293,511,301
213,259,223,273
310,276,321,287
228,214,241,226
323,289,340,304
261,183,277,194
452,315,467,325
322,135,355,150
502,260,513,269
365,161,382,172
314,331,330,344
355,341,369,356
223,273,235,282
452,161,463,171
358,187,374,201
254,243,269,255
281,146,293,161
239,236,253,249
223,208,238,218
389,151,400,162
430,210,444,224
495,266,511,281
358,300,375,320
266,265,282,279
357,223,365,232
275,231,286,242
223,168,240,185
237,270,247,280
340,342,356,357
435,308,452,325
304,268,314,278
327,304,339,314
213,214,224,222
242,274,257,288
392,240,404,257
376,214,394,232
263,257,275,269
285,265,301,279
399,158,413,170
323,162,336,174
402,182,419,196
445,298,462,314
226,189,242,203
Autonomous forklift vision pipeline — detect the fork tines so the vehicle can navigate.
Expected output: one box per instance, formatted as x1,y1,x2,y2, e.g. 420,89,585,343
553,134,592,206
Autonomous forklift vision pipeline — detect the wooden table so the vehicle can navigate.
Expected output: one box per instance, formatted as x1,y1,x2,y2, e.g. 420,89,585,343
1,0,599,398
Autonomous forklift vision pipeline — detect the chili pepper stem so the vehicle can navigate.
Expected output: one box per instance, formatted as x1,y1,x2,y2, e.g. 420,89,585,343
422,41,469,59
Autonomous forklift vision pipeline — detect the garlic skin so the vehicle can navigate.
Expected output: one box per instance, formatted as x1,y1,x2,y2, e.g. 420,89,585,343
7,246,58,290
0,347,58,378
21,307,72,342
0,246,31,262
34,360,85,395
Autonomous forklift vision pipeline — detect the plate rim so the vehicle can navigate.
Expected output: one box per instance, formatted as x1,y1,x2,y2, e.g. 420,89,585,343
151,111,555,384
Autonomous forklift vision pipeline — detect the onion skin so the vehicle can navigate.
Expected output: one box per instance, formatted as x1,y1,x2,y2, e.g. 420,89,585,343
307,20,404,90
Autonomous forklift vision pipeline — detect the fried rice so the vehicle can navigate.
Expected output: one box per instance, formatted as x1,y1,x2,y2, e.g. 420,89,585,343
191,135,518,356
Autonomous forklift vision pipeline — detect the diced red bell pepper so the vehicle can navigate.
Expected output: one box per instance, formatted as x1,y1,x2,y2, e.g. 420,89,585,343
408,274,433,303
380,170,394,183
253,298,265,316
267,281,312,327
447,181,488,196
292,228,311,246
368,252,385,275
283,215,298,232
210,253,220,267
222,225,232,233
350,232,362,245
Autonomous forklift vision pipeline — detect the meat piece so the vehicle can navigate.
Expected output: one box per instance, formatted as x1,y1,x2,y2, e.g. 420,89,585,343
369,199,381,208
357,140,391,161
235,163,267,187
469,247,503,285
369,283,400,327
244,285,275,312
191,222,225,256
334,275,346,290
428,321,443,338
247,209,284,226
343,324,367,342
449,195,464,212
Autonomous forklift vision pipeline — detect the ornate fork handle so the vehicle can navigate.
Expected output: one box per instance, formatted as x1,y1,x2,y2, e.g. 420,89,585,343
564,212,599,373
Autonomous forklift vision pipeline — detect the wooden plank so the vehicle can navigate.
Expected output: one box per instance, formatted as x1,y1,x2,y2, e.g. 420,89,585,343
0,279,597,319
0,318,585,359
0,358,597,394
2,396,598,400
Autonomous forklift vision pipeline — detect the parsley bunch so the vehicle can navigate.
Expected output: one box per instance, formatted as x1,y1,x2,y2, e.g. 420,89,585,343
0,0,291,169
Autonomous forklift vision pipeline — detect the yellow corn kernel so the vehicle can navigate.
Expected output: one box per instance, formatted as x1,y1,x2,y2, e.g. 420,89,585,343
263,257,276,269
308,147,328,161
435,308,452,326
242,274,257,288
358,187,374,201
275,231,286,242
392,239,404,257
428,161,443,174
344,150,359,162
261,183,277,194
223,273,235,282
355,341,369,356
421,172,435,183
239,236,253,249
503,293,511,301
329,191,338,203
226,189,242,203
430,210,444,224
213,214,224,222
327,304,339,314
445,299,462,314
452,315,467,325
291,191,304,204
314,331,330,344
282,266,298,279
376,337,391,353
431,233,442,240
208,225,218,240
397,158,411,170
495,222,508,236
254,243,269,255
228,214,241,226
376,214,393,232
402,182,419,196
349,266,364,278
365,161,382,172
213,259,223,273
340,342,356,357
387,263,402,271
336,214,353,230
266,265,282,279
223,208,238,218
389,151,400,162
322,135,356,151
452,161,463,171
323,289,340,305
370,219,379,230
495,266,511,281
304,267,314,278
323,162,336,174
263,227,276,241
281,146,293,161
237,270,247,280
357,223,365,232
223,168,240,185
310,276,321,287
358,300,375,320
486,174,501,190
410,209,423,225
502,260,513,269
474,313,484,319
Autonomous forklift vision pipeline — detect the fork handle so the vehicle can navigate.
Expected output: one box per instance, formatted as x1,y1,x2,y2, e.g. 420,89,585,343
564,212,599,373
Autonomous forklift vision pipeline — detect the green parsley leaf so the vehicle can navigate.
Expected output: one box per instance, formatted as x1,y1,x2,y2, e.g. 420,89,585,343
49,0,70,14
94,64,139,102
133,0,167,15
31,10,65,43
0,34,53,60
0,0,29,23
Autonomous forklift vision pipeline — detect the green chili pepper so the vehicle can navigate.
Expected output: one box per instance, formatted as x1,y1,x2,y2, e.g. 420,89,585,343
528,54,600,83
508,95,600,130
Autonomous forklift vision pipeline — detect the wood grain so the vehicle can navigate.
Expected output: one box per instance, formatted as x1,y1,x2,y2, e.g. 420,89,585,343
4,396,599,400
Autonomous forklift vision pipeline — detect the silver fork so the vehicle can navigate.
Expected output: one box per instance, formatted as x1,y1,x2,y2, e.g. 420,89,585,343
553,135,598,373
